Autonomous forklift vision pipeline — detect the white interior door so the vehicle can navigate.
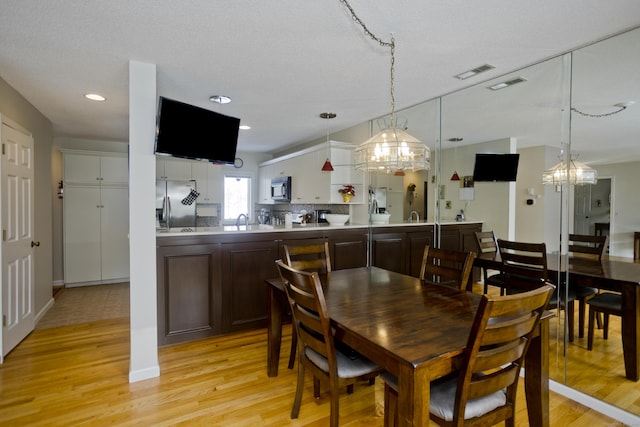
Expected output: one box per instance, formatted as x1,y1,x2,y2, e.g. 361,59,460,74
1,120,35,359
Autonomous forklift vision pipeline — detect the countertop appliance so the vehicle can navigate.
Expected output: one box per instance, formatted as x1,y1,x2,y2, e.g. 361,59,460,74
271,176,292,202
315,209,331,223
156,180,198,228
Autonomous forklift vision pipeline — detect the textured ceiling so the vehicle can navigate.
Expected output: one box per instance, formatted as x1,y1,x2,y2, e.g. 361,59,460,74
0,0,639,160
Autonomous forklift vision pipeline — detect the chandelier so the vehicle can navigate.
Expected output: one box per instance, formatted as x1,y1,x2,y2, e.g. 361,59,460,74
339,0,431,174
542,154,597,185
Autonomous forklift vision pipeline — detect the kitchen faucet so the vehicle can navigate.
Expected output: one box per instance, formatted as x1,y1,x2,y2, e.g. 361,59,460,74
370,198,378,215
236,213,249,228
408,211,419,222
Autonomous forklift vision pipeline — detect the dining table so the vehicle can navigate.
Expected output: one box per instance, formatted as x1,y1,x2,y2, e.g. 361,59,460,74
475,251,640,381
265,266,551,427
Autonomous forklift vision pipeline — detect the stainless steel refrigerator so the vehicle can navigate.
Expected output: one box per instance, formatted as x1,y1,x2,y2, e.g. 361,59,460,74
156,180,198,228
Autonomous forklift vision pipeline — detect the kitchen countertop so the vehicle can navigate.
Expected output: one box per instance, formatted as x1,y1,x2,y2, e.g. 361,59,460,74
156,220,483,237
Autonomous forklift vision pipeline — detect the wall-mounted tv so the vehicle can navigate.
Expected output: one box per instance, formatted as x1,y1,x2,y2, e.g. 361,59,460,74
155,96,240,164
472,153,520,182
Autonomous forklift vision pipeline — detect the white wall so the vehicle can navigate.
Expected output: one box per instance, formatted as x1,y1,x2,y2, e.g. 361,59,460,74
594,161,640,257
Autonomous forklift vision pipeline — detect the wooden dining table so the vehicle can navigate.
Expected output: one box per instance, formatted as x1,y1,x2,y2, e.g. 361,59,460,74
265,266,551,427
475,252,640,381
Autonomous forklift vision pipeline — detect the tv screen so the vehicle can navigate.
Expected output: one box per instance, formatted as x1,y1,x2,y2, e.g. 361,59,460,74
472,153,520,182
155,96,240,164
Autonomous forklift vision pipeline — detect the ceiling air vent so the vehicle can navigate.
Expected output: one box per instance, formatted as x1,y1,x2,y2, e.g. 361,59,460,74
454,64,495,80
488,77,528,91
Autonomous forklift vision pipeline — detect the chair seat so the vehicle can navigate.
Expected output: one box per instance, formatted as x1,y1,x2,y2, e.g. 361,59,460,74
382,372,507,422
572,286,598,299
306,347,379,378
548,288,577,306
588,292,622,312
485,272,505,286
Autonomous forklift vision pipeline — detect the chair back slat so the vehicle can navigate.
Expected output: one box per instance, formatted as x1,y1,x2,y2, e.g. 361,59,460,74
568,233,607,260
420,246,476,290
474,231,499,254
497,239,548,292
284,242,332,275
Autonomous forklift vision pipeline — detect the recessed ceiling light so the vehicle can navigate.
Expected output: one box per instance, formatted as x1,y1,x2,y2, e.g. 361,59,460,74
209,95,231,104
239,125,251,130
454,64,495,80
488,77,527,91
85,93,106,101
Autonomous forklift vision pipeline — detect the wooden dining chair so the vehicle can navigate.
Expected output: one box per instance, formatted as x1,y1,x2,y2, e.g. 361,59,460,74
568,233,608,338
474,231,506,294
587,292,622,351
282,242,332,369
419,246,476,291
383,284,555,427
498,239,576,342
275,260,381,427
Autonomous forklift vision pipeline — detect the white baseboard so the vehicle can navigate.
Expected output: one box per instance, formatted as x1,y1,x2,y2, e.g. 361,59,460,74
129,365,160,383
550,380,640,426
35,296,55,324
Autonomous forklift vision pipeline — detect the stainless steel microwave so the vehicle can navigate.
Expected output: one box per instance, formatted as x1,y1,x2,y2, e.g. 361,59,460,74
271,176,291,202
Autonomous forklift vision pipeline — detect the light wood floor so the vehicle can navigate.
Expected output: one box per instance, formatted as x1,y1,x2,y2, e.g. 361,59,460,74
0,314,623,426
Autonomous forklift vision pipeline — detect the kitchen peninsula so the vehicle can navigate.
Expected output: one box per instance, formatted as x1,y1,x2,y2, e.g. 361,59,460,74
156,221,481,345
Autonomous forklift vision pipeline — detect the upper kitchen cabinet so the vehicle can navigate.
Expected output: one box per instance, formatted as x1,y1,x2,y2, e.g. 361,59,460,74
191,161,223,203
156,157,192,181
63,151,128,186
369,171,403,193
258,141,364,205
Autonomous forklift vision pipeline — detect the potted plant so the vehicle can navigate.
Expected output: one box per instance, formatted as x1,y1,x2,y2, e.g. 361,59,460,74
338,185,356,203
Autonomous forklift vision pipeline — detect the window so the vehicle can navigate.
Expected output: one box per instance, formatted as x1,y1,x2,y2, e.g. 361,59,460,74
224,175,251,222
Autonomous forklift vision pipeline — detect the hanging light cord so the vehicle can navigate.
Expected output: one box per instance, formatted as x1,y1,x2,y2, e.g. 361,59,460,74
571,105,627,118
339,0,396,125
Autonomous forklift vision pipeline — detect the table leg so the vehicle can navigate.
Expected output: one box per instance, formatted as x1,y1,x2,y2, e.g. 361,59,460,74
395,365,428,427
267,286,283,377
525,317,550,427
621,284,640,381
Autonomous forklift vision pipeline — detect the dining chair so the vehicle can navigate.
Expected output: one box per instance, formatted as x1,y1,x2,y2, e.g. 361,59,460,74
282,242,332,369
275,260,381,427
568,233,608,338
497,239,576,342
419,246,476,291
587,292,622,351
474,231,506,294
383,283,555,427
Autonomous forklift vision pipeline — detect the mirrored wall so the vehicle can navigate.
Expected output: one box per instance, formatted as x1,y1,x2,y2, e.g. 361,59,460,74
385,26,640,416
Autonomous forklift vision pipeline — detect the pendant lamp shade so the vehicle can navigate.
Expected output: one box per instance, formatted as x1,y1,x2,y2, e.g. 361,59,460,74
542,156,597,185
354,119,430,173
321,158,334,171
450,171,460,181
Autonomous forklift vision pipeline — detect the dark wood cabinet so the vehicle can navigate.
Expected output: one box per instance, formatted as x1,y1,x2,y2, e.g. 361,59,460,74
371,231,406,274
328,230,368,270
406,229,434,277
156,222,481,345
157,243,222,345
222,240,278,333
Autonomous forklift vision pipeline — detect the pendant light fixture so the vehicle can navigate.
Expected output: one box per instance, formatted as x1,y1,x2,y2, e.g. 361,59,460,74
542,153,597,185
449,137,462,181
339,0,430,174
320,112,336,171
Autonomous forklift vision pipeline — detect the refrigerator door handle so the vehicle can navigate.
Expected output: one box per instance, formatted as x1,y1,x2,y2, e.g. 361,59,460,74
166,196,172,227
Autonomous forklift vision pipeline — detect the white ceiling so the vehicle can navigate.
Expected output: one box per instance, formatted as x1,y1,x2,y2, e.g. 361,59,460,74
1,0,639,160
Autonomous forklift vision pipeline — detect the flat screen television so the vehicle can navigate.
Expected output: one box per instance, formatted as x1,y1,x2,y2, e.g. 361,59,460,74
472,153,520,182
155,96,240,164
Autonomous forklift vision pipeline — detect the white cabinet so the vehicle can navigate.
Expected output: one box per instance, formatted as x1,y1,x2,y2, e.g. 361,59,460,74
156,157,192,181
191,161,223,203
257,141,364,205
370,172,403,192
64,152,128,185
63,151,129,286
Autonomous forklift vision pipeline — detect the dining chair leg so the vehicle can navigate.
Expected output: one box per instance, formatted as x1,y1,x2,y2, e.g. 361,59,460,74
288,326,297,369
384,382,398,427
330,381,340,427
578,299,587,338
568,301,575,342
588,306,596,350
603,314,610,340
313,376,321,398
292,363,305,418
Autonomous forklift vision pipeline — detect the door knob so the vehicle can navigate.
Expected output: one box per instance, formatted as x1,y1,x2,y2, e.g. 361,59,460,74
31,241,40,247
